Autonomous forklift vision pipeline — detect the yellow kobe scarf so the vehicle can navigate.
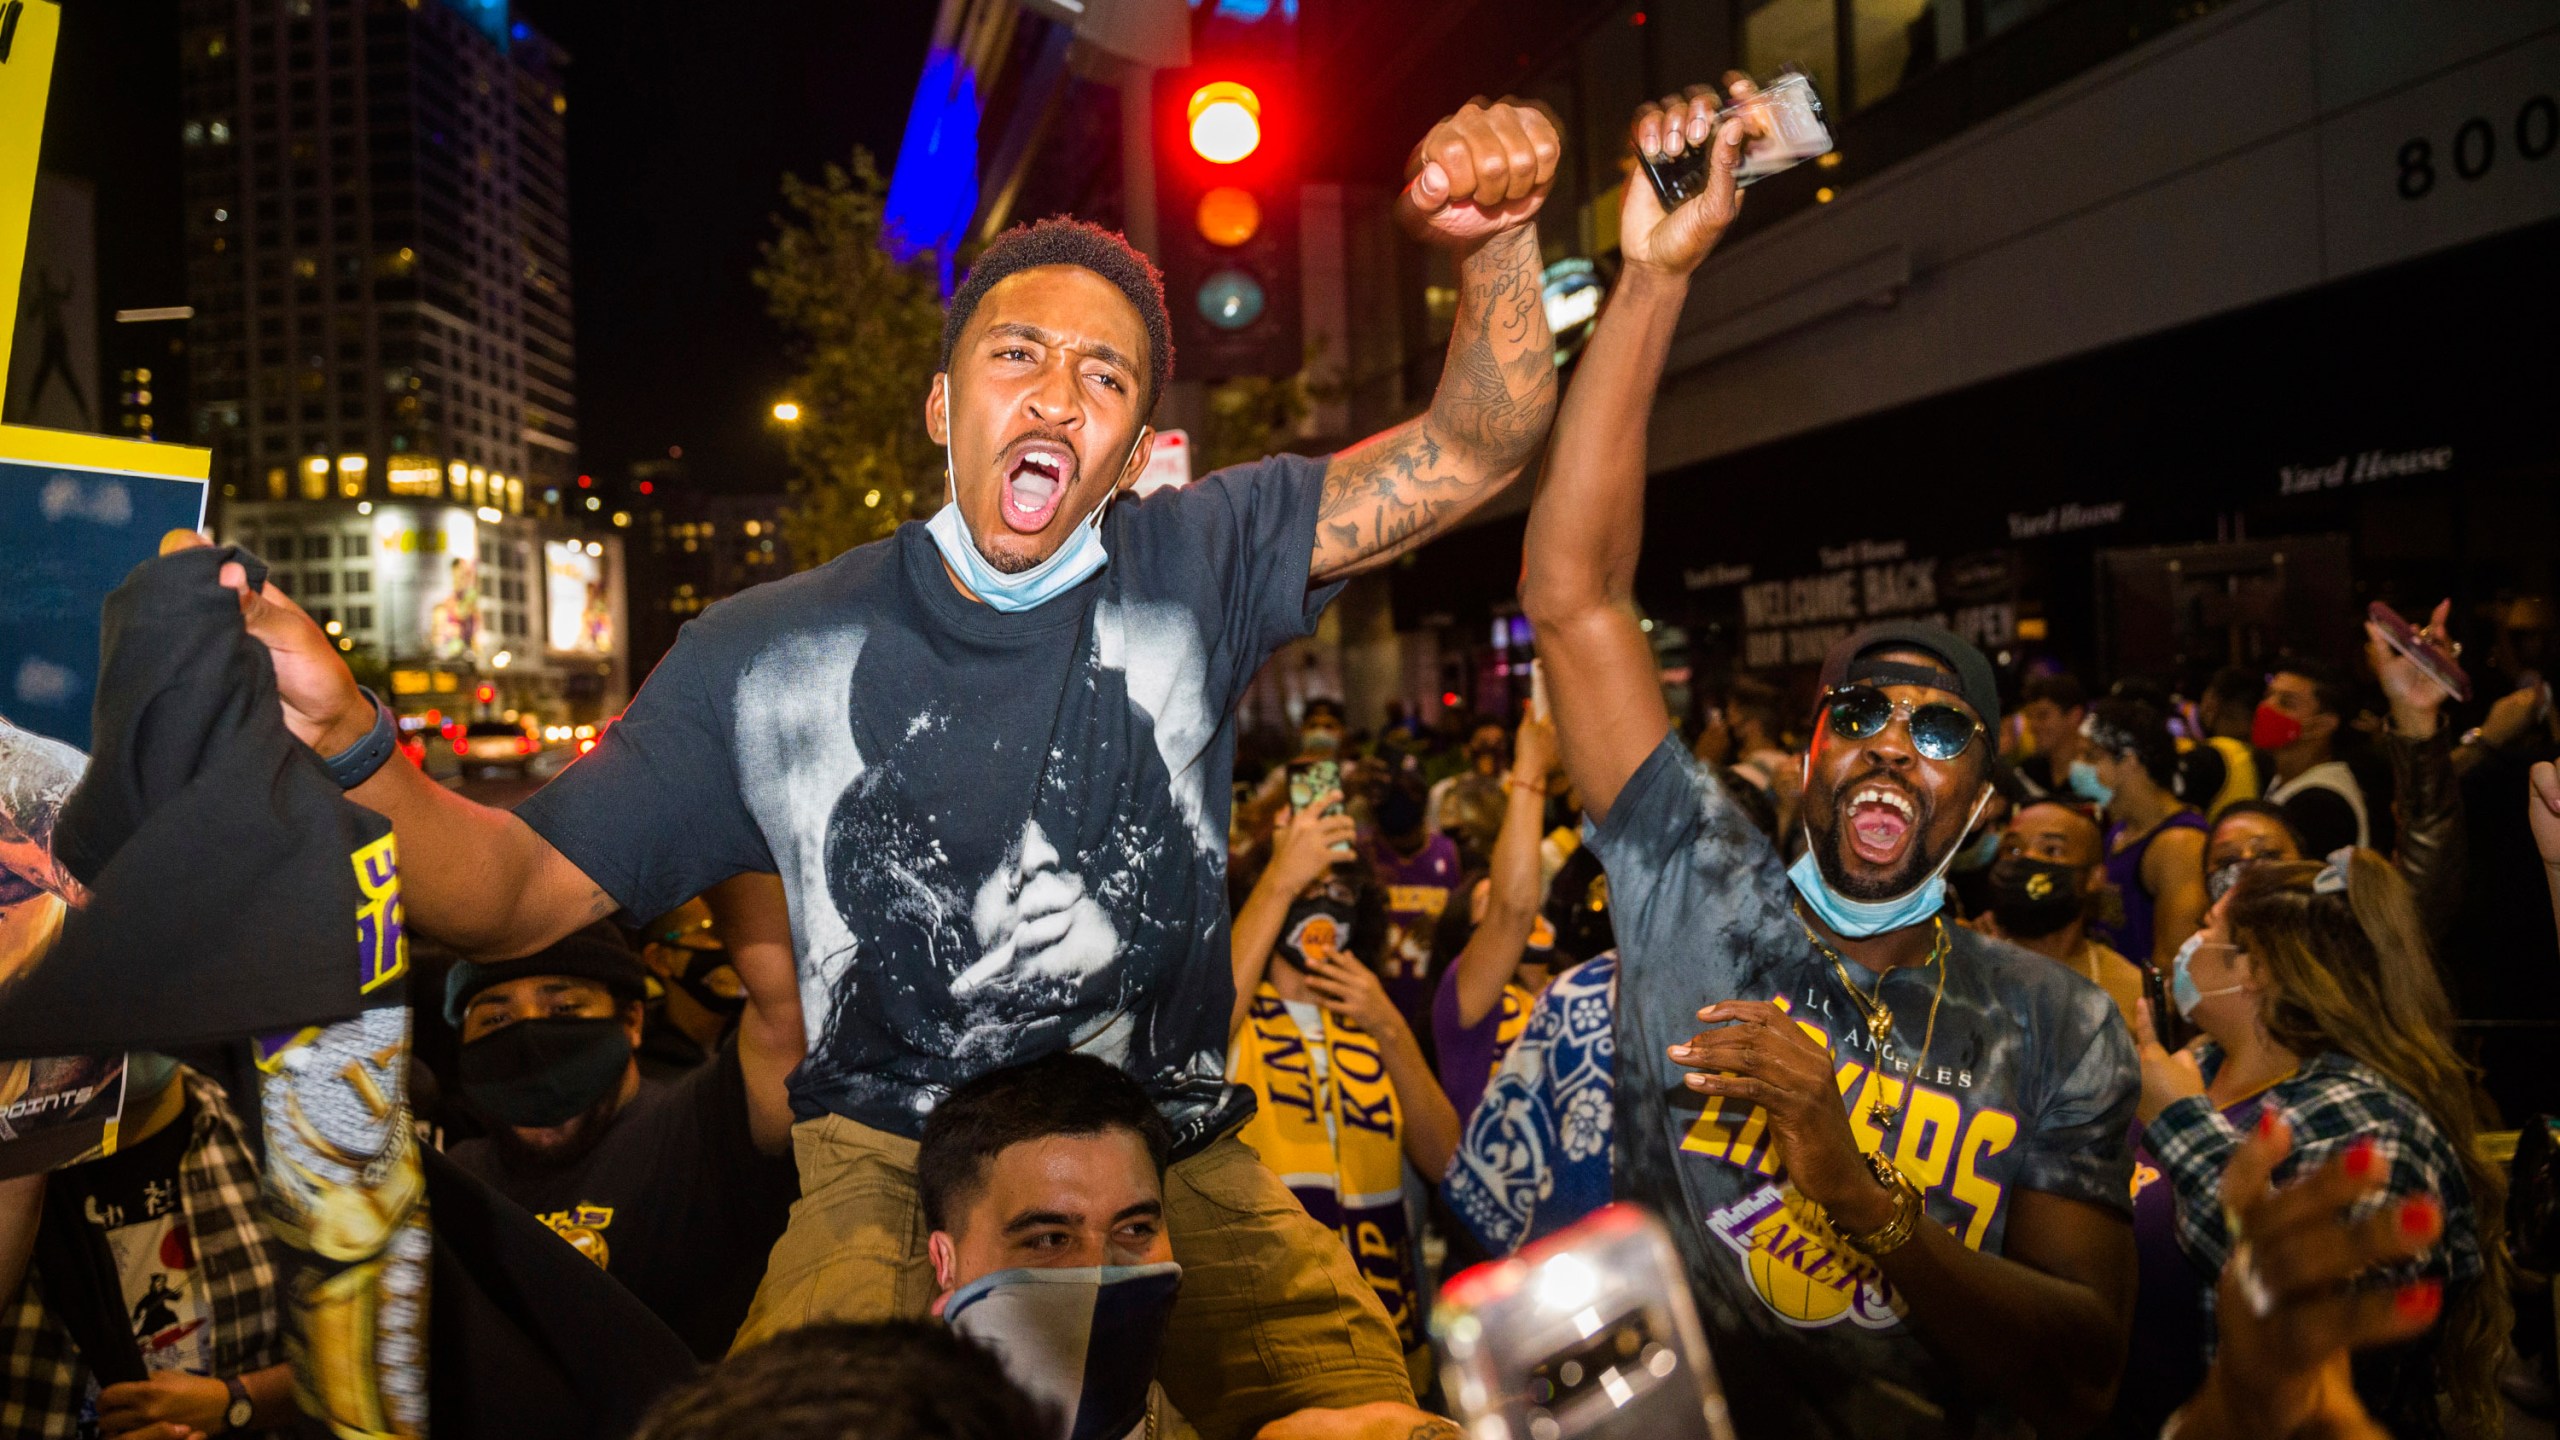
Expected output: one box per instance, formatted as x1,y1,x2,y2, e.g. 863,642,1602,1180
1229,986,1405,1224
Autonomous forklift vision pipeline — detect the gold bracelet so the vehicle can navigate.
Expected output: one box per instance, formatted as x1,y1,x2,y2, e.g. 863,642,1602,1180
1834,1156,1926,1257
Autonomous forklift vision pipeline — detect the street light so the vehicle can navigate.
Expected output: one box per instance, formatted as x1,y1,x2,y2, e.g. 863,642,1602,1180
772,401,802,423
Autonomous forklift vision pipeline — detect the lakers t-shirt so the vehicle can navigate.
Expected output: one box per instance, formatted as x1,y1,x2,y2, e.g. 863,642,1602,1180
1594,735,2135,1440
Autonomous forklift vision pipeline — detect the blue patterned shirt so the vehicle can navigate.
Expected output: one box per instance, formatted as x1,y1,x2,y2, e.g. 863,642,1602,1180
1443,953,1618,1256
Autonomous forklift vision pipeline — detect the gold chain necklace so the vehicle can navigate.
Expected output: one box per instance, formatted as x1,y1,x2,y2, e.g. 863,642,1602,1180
1795,909,1950,1129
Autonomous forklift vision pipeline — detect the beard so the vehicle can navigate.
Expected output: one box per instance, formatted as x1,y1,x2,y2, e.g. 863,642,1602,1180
1804,783,1943,901
483,1085,625,1173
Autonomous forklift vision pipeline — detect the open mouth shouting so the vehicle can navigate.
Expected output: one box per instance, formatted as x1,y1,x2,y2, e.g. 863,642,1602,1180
1842,782,1921,867
998,437,1080,535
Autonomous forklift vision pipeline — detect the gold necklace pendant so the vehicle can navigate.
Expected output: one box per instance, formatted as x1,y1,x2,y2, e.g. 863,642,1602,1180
1869,1099,1901,1128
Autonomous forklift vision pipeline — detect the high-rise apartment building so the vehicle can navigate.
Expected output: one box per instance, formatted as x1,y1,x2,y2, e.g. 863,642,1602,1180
180,0,625,724
178,0,575,512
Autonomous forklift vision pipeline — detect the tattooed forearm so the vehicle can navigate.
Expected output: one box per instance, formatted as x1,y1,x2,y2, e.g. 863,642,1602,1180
1311,225,1558,579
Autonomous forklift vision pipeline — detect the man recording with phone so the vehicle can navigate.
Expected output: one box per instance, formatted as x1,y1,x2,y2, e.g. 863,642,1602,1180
1519,78,2138,1439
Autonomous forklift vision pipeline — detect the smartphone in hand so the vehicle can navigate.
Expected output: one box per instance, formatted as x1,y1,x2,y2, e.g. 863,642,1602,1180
1638,70,1834,206
1286,757,1356,855
1435,1204,1736,1440
2368,601,2472,703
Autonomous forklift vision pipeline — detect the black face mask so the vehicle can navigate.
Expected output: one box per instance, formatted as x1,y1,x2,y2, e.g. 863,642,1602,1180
1987,856,2089,940
665,950,748,1020
458,1016,632,1128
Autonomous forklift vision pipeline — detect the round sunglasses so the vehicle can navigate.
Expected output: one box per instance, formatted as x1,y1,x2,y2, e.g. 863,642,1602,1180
1822,685,1982,761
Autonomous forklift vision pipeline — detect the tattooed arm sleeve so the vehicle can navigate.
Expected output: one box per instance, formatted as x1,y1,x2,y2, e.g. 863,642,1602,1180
1308,225,1556,581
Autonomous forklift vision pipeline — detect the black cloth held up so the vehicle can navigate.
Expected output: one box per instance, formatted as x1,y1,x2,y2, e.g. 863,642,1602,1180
0,545,384,1059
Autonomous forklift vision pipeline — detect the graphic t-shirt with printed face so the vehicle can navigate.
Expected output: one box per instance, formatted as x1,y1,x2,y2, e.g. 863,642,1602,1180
516,456,1338,1153
64,1094,212,1381
1593,736,2137,1440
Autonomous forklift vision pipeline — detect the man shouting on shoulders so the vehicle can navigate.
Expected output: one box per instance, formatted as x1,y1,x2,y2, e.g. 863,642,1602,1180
1518,80,2136,1439
203,100,1565,1438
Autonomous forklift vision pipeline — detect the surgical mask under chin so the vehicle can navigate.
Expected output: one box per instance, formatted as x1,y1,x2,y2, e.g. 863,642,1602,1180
2170,933,2248,1019
2066,758,2115,809
1788,788,1991,939
924,377,1112,613
943,1262,1182,1440
458,1016,632,1128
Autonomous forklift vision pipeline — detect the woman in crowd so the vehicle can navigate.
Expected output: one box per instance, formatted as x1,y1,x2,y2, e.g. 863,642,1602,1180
1430,716,1560,1122
2132,849,2507,1440
2074,696,2210,970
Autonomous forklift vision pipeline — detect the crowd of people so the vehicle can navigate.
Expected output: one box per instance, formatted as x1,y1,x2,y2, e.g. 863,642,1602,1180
4,77,2557,1440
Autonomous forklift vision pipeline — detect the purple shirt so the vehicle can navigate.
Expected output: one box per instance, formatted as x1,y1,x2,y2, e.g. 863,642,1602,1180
1430,958,1540,1124
2121,1090,2267,1433
1367,832,1462,1028
2098,810,2207,966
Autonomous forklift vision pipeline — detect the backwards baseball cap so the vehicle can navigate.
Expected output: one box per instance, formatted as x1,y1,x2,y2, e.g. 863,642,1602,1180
444,927,650,1027
1817,620,2002,736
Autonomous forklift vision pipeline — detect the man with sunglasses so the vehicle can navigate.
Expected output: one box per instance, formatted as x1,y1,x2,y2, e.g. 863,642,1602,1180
1517,79,2139,1440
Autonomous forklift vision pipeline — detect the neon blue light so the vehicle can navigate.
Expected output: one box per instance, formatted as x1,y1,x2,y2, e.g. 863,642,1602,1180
439,0,510,51
884,46,982,297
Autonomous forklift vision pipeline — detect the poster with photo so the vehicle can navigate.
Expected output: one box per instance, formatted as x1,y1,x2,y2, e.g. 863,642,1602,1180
0,431,209,751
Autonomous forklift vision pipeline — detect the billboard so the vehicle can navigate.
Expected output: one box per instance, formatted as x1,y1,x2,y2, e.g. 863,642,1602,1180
544,540,613,655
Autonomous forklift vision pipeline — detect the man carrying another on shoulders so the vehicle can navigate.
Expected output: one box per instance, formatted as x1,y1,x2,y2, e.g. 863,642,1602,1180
444,926,801,1361
199,94,1564,1437
1517,79,2137,1439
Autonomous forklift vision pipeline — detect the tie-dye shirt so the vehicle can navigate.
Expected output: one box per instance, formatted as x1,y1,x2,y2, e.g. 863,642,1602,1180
1594,735,2135,1440
517,456,1339,1153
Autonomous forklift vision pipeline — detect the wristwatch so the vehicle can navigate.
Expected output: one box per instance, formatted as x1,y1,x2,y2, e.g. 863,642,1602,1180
321,686,399,790
222,1373,253,1432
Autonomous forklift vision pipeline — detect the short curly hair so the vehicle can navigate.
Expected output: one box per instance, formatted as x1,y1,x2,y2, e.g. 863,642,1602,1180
634,1321,1050,1440
939,217,1173,409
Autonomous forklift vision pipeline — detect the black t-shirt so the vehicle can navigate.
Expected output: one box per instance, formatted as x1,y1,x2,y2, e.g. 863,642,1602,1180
515,456,1338,1152
448,1044,797,1360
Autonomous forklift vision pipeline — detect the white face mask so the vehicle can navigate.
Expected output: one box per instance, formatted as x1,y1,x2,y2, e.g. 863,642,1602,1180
2171,932,2248,1019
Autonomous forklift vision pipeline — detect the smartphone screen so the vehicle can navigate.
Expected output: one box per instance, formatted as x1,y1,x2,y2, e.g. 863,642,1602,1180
1286,758,1355,854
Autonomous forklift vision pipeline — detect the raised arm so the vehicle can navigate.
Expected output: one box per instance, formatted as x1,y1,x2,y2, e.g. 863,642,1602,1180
1310,101,1561,582
182,534,621,960
1447,717,1555,1028
702,871,804,1153
1521,84,1759,823
1229,794,1355,1040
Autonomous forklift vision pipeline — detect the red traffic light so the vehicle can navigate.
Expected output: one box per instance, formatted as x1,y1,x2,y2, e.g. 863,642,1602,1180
1187,82,1261,164
475,683,496,704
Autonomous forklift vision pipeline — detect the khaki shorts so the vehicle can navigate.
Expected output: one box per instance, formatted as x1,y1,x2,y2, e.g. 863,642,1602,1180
733,1113,1414,1440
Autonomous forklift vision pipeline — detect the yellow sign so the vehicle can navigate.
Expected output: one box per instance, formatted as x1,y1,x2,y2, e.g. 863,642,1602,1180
0,0,63,380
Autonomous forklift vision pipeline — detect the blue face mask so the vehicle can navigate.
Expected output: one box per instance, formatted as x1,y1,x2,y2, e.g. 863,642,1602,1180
1787,787,1992,939
2170,932,2247,1019
1949,826,2001,874
922,376,1117,614
2066,758,2114,809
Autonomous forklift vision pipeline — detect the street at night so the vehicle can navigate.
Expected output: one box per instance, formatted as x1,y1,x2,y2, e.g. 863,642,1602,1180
1,3,2557,1439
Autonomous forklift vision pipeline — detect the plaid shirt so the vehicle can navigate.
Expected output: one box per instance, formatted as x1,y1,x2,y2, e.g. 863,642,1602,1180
2,1069,288,1438
2143,1046,2485,1335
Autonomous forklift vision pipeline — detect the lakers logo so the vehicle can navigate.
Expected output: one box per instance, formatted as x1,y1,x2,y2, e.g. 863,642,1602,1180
1706,1182,1905,1330
2024,871,2055,901
537,1203,615,1270
352,833,407,995
2131,1159,2161,1201
1284,912,1348,968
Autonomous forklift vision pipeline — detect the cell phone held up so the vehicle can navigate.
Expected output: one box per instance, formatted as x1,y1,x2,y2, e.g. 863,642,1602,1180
2368,601,2473,703
1639,69,1833,208
1434,1204,1738,1440
1286,757,1357,856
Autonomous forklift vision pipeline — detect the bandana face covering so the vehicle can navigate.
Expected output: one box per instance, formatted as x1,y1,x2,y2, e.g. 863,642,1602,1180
457,1016,632,1128
943,1263,1183,1440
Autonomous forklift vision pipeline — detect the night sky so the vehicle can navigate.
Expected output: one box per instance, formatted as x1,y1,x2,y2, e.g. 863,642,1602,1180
46,0,938,498
507,0,935,494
